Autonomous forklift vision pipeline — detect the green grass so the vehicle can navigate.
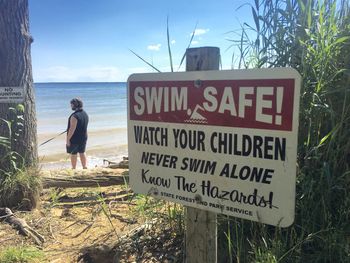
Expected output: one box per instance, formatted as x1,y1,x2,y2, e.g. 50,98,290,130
130,194,184,234
0,167,41,209
0,246,45,263
131,194,165,219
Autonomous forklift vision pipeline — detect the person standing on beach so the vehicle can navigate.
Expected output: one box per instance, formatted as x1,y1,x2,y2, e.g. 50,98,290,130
66,98,89,169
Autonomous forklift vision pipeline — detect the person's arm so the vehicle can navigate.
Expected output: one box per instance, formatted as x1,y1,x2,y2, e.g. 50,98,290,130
66,116,77,146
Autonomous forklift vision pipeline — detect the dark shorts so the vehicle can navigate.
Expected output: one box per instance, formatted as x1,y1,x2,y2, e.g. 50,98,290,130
66,142,86,154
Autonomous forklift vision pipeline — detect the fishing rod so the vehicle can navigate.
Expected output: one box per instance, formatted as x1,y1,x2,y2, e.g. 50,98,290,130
38,130,67,147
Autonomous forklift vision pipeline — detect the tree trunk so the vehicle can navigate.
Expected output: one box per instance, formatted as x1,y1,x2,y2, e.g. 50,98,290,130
0,0,37,167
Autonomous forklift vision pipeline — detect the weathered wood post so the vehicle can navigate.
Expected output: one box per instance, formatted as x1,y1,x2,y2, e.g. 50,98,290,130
185,47,220,263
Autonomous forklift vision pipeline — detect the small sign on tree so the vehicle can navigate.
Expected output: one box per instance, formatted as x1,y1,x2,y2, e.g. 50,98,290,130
0,86,24,103
127,68,300,227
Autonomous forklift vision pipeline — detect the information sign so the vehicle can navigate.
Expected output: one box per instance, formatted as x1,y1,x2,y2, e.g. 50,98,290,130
127,68,301,227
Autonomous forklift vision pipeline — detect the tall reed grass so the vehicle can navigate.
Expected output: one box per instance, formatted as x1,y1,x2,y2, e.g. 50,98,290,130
220,0,350,262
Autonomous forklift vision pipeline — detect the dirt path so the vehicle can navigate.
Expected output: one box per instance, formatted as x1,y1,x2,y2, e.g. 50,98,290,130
0,168,183,262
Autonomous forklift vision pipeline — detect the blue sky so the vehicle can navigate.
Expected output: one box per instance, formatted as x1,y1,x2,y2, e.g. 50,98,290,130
29,0,253,82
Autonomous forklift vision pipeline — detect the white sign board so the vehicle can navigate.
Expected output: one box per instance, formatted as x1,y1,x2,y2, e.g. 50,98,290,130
127,68,301,227
0,87,24,103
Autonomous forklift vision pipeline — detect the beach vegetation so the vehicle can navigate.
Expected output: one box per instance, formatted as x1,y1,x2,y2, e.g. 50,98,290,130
0,105,41,210
0,246,45,263
132,194,165,219
95,186,120,237
0,105,25,171
131,194,184,234
0,166,41,210
217,0,350,262
47,188,64,208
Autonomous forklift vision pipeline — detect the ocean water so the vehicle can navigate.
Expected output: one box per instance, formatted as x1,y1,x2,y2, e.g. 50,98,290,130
35,82,128,169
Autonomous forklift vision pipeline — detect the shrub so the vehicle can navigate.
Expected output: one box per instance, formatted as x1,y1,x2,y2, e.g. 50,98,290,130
0,105,41,210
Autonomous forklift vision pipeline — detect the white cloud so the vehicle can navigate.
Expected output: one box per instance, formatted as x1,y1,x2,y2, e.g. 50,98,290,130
171,40,176,45
191,40,199,45
33,66,130,82
147,44,161,51
33,64,167,82
191,28,210,36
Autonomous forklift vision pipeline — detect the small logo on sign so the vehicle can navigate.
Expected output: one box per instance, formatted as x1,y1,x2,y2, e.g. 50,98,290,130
185,104,208,124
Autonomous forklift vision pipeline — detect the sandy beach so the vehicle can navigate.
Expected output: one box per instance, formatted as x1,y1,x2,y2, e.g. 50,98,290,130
38,128,128,170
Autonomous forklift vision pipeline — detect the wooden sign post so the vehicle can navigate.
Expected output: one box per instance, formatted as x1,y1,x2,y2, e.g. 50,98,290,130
185,47,220,263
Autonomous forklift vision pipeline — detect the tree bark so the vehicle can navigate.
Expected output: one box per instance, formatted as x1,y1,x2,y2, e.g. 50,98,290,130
0,0,38,167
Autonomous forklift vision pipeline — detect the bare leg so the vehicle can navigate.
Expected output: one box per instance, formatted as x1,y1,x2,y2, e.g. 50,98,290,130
71,154,77,169
79,152,87,169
